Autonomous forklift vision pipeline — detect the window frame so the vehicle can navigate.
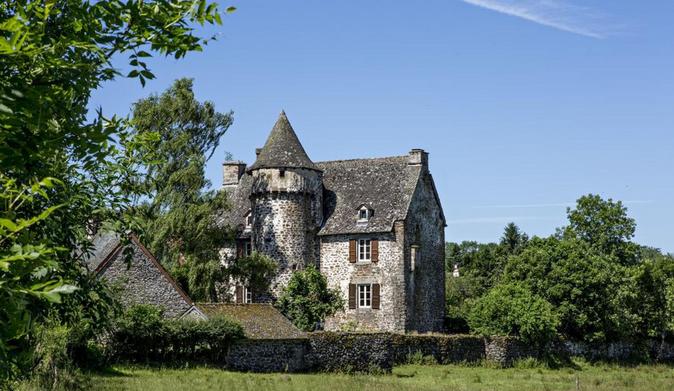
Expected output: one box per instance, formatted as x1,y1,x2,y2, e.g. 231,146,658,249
243,241,252,257
358,207,369,221
357,284,372,309
358,239,371,262
244,286,252,304
245,211,253,229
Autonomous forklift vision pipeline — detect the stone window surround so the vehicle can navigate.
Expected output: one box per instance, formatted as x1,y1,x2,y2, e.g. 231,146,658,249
358,239,371,262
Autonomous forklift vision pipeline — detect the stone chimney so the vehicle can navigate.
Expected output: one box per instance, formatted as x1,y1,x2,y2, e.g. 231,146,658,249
408,148,428,168
222,161,246,188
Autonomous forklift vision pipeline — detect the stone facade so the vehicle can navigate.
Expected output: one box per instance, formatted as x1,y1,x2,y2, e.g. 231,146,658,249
89,233,203,319
219,112,446,333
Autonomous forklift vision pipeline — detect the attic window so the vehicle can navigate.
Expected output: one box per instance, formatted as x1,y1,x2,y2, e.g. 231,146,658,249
358,206,372,222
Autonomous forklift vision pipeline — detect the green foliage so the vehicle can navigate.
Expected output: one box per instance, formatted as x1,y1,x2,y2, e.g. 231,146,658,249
0,0,229,384
563,194,638,264
503,237,627,342
276,265,344,331
127,78,233,301
111,305,244,363
226,251,277,296
467,283,559,346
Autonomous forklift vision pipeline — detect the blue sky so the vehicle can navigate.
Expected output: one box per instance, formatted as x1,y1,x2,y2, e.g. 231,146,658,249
90,0,674,252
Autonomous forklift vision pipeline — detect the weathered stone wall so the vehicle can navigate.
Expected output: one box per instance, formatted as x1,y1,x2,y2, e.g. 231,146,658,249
391,334,485,364
306,332,394,372
226,339,307,372
98,242,193,318
320,231,406,332
403,171,446,332
250,168,322,296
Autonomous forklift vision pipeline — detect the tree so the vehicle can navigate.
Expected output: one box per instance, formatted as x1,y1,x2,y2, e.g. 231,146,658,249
0,0,230,383
500,222,529,255
127,78,233,301
503,237,629,342
467,283,559,346
563,194,638,264
276,266,344,332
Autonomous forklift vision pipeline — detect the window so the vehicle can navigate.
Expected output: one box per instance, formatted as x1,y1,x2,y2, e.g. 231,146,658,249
358,284,371,308
245,211,253,229
358,239,371,261
357,206,372,221
244,241,252,257
244,286,253,304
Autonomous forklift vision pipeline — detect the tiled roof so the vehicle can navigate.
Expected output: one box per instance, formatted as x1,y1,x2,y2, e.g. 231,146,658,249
248,111,319,172
197,303,306,339
316,156,421,235
219,155,423,236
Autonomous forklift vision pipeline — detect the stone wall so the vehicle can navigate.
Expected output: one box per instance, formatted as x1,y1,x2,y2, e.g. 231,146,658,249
250,168,323,297
320,232,406,332
391,334,485,364
306,332,393,372
226,339,307,372
97,241,194,318
403,171,446,332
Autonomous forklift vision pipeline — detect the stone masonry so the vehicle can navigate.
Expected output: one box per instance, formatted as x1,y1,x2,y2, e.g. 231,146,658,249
219,111,447,333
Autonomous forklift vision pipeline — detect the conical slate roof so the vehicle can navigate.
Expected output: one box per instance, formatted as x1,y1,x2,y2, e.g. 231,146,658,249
248,111,319,171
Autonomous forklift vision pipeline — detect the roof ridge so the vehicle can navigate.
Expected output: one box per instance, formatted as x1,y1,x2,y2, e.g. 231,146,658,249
315,155,408,165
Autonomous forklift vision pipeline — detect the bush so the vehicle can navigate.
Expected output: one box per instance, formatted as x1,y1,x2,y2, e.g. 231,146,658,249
467,283,559,346
276,265,344,331
110,305,244,364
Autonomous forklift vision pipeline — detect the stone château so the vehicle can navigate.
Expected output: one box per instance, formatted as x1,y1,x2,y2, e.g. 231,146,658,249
219,112,446,333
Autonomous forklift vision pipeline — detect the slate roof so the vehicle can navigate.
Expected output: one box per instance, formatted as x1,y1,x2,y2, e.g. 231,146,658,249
83,230,121,272
316,156,422,235
197,303,306,339
247,111,319,172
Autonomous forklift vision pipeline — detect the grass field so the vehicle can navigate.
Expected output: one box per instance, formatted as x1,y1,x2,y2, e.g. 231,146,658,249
87,361,674,391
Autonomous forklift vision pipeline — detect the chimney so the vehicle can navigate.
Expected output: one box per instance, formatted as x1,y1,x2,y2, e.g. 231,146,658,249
255,148,262,157
222,161,246,188
408,149,428,168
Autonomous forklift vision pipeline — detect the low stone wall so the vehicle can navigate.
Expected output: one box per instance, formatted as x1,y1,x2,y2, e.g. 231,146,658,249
307,332,394,372
224,333,674,373
485,336,540,366
391,334,485,364
226,339,307,372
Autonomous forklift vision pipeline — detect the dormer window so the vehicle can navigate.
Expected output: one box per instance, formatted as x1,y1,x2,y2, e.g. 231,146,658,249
357,205,373,222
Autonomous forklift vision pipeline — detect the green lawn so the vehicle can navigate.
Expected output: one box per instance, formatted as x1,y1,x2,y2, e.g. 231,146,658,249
87,362,674,391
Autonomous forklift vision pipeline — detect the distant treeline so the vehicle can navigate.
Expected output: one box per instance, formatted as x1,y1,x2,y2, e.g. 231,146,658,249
445,194,674,346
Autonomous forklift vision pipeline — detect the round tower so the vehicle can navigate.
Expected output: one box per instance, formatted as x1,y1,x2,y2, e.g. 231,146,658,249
248,111,323,296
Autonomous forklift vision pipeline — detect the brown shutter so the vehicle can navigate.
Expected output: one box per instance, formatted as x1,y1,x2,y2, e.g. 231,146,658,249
371,239,379,263
349,240,357,263
235,286,243,304
372,284,380,309
236,242,243,258
348,284,356,309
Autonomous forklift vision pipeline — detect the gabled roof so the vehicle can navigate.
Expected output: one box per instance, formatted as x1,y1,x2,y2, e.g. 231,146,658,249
316,156,421,235
84,231,202,319
248,111,319,172
197,303,306,339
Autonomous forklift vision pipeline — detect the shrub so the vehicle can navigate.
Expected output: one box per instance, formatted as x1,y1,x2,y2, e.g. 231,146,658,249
467,283,559,346
110,305,244,364
276,265,344,331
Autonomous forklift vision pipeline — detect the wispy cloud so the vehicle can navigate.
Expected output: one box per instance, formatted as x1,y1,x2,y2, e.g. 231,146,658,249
460,0,614,38
446,216,559,225
473,200,654,209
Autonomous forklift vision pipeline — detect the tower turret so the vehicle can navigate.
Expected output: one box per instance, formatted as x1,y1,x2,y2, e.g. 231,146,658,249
248,111,323,295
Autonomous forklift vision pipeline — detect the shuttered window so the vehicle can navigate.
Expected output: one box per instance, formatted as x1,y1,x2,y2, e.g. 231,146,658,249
349,240,357,262
235,285,243,304
372,284,380,309
349,284,357,309
371,240,379,262
358,284,371,308
358,239,371,261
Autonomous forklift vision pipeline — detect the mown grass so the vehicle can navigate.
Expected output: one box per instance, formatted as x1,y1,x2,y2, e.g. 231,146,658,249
85,360,674,391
